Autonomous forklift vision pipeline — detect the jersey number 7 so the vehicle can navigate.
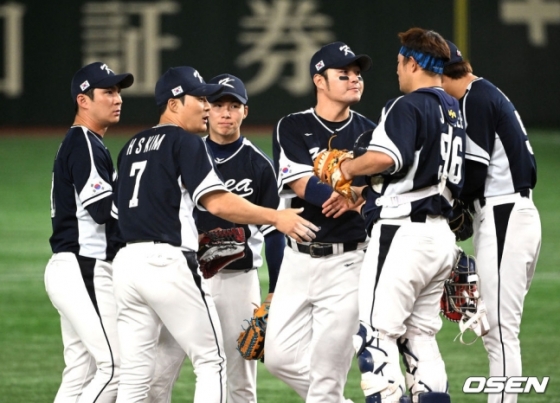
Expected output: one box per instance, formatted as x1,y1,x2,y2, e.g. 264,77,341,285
129,160,147,208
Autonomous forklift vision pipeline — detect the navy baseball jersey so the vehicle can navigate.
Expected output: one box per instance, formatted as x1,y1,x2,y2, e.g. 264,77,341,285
49,125,120,261
273,108,376,243
112,124,227,251
361,87,466,228
197,136,281,270
458,77,537,202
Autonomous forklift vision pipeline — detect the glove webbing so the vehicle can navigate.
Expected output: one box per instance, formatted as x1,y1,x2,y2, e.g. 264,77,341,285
204,228,244,243
238,317,266,357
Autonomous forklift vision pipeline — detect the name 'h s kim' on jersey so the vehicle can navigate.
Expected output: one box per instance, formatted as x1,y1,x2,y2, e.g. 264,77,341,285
112,124,227,252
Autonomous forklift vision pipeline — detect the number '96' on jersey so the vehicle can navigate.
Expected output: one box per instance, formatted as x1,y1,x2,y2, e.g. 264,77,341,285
361,87,466,228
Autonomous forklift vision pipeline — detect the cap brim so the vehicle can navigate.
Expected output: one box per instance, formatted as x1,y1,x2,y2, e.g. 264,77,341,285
94,73,134,90
330,54,373,73
207,90,247,104
187,83,224,97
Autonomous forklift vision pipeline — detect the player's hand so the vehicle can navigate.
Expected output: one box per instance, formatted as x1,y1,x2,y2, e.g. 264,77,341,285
322,188,365,218
274,208,319,242
322,192,350,218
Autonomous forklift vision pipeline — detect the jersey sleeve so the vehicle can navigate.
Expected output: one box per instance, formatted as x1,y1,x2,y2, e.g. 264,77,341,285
273,116,314,193
368,97,417,174
68,130,114,209
462,84,496,166
178,135,227,209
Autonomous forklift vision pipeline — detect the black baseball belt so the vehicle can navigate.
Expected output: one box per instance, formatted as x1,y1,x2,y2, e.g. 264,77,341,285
286,237,367,258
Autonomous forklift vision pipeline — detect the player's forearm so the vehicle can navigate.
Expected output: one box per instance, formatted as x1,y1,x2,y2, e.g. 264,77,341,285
287,176,310,199
341,151,394,178
264,230,284,293
289,175,333,207
202,191,278,227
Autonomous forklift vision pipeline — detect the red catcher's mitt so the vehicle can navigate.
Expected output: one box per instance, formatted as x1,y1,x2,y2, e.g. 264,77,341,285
197,227,245,279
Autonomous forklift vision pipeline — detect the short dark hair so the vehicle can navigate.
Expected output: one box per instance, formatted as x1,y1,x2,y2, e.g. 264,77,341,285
398,28,450,77
158,94,186,116
443,60,473,79
74,88,95,113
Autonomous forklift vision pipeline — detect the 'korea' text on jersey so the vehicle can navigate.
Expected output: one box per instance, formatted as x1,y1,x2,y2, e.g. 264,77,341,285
197,136,280,270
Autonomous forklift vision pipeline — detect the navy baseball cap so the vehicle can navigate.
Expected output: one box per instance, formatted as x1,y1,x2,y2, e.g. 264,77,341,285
445,40,464,66
71,62,134,103
310,41,372,78
155,66,223,106
206,74,248,104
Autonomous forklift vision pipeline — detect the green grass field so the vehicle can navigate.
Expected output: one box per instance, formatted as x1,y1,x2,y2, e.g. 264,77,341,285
0,129,558,402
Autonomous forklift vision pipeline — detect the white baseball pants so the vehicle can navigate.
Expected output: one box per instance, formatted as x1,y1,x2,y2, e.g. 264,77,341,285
148,268,261,403
359,216,459,398
473,193,541,403
45,252,119,403
112,242,226,403
264,247,363,403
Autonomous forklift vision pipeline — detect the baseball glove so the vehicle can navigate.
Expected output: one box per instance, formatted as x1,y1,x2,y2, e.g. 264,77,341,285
448,199,474,242
237,296,271,361
313,149,356,202
197,227,245,279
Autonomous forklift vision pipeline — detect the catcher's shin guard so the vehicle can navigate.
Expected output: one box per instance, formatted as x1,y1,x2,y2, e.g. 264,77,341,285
417,392,451,403
397,331,448,402
353,324,405,403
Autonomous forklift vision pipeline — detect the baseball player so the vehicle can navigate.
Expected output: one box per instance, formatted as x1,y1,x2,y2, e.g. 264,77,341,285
45,62,133,402
147,74,285,403
442,41,541,403
330,28,465,403
265,41,376,403
110,66,318,403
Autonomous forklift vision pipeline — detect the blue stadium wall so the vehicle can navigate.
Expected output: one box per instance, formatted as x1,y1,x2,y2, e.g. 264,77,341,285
0,0,558,127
